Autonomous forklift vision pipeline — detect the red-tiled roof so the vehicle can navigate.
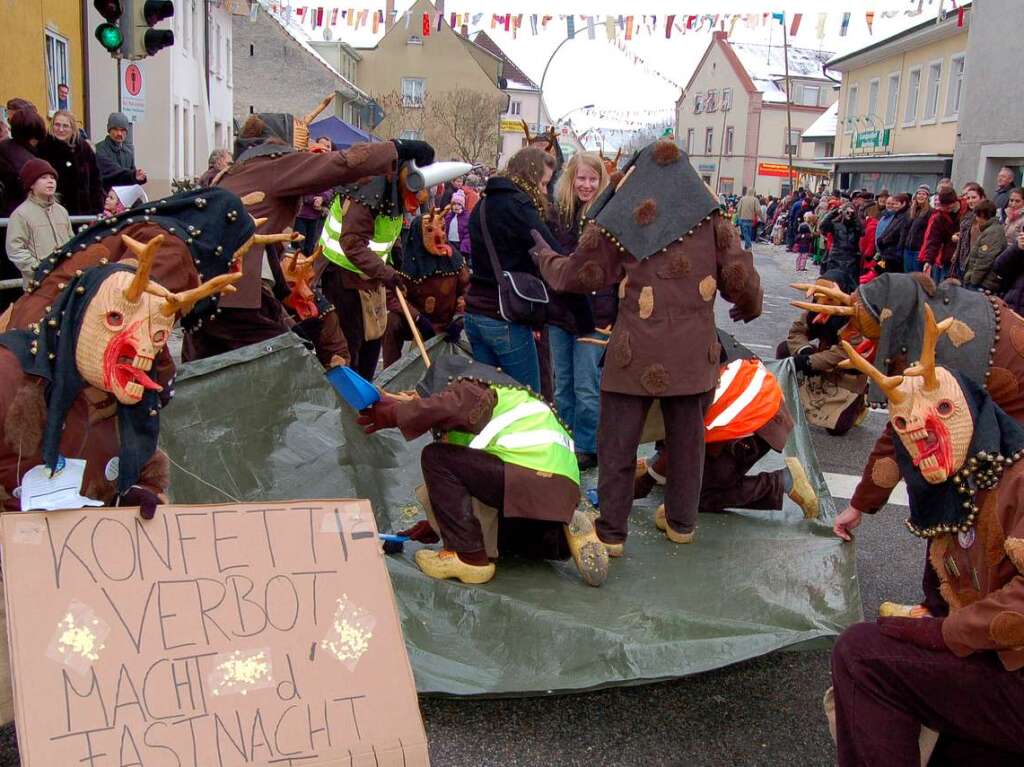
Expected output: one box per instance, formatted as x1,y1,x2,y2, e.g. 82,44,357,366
471,31,540,90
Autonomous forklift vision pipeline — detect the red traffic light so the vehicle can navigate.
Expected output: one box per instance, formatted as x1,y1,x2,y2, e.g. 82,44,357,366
143,0,174,25
94,0,123,23
144,28,174,55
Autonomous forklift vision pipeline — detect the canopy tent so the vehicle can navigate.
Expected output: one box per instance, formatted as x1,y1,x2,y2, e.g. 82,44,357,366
309,115,378,149
160,334,862,696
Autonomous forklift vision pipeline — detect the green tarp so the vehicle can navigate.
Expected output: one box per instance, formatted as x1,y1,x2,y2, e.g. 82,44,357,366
161,334,862,696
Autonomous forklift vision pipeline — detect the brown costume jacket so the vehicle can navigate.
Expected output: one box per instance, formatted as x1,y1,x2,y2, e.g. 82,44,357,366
394,380,578,523
333,198,400,292
536,214,762,397
0,348,170,511
935,460,1024,671
853,301,1024,512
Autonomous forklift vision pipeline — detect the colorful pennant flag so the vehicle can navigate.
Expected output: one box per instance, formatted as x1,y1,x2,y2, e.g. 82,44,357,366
790,13,802,35
840,12,851,36
624,15,633,40
567,14,575,36
665,14,675,38
816,12,827,39
422,12,430,35
865,11,875,33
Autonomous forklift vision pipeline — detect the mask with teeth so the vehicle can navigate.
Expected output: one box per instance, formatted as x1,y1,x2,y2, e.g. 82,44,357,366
421,207,452,258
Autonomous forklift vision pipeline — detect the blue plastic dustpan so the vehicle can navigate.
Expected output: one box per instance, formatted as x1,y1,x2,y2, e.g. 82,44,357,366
326,366,381,410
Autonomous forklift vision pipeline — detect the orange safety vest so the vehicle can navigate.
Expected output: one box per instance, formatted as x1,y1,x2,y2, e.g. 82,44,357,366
704,359,783,443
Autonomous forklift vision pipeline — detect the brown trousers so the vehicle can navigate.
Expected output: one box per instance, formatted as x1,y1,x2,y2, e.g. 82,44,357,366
421,442,567,560
597,390,713,543
322,270,381,380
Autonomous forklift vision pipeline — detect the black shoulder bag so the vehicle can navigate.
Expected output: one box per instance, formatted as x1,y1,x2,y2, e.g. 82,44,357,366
478,198,549,327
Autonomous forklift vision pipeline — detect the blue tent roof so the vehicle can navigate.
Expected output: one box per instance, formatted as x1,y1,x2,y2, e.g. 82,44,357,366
309,116,377,149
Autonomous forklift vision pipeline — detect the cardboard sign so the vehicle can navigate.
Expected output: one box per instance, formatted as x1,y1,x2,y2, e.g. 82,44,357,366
1,501,429,767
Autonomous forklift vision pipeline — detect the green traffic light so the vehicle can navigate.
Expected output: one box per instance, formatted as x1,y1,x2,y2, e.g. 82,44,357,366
95,23,123,52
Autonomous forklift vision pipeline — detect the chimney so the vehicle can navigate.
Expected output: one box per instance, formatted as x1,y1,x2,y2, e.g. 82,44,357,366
385,0,395,31
713,30,728,41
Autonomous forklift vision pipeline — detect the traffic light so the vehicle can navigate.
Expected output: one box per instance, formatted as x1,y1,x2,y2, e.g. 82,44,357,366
94,0,125,54
131,0,175,57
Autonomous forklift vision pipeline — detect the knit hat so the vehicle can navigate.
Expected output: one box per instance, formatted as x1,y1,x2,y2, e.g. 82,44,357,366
451,190,466,206
107,112,130,131
938,188,959,205
917,184,932,195
19,158,57,191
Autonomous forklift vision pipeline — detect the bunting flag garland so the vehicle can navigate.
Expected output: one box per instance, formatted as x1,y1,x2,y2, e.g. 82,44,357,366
865,11,875,33
586,15,596,40
840,11,851,36
624,15,633,40
816,12,828,39
422,11,430,35
957,7,965,27
665,14,675,39
790,13,802,36
566,14,575,37
771,12,785,26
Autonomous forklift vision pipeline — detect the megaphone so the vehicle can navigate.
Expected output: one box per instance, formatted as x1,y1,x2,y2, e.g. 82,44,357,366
401,160,474,193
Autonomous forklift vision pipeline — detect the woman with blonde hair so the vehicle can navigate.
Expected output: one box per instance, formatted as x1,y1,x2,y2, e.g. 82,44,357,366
465,146,560,392
36,109,104,215
546,152,611,470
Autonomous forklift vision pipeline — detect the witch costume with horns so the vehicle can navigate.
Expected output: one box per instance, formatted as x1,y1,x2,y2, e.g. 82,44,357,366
529,138,763,558
827,316,1024,767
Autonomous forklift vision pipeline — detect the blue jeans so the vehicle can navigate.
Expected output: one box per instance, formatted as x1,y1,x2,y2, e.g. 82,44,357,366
903,248,921,273
464,313,541,393
548,325,603,454
738,219,755,250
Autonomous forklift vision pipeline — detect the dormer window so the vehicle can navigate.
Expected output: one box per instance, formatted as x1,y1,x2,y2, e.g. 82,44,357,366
407,35,423,45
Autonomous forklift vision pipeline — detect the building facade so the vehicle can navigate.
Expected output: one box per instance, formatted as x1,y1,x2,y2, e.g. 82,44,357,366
471,31,553,169
675,32,835,197
829,6,969,193
86,0,243,197
235,7,373,131
952,0,1024,190
1,0,87,128
354,0,506,164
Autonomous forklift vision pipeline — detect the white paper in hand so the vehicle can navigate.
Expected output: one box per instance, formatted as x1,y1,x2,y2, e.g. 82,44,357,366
19,459,104,511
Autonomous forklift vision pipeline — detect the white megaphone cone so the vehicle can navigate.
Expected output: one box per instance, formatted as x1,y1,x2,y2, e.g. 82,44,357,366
402,160,474,192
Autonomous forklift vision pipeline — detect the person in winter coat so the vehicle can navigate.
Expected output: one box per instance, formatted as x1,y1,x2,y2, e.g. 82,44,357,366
545,151,611,471
0,108,45,217
35,110,104,216
994,231,1024,314
962,200,1006,292
903,186,931,272
444,190,472,256
819,203,864,288
465,147,561,393
794,212,814,271
920,187,961,282
93,113,146,189
859,205,881,282
874,193,911,274
949,182,986,278
1002,187,1024,241
4,159,73,287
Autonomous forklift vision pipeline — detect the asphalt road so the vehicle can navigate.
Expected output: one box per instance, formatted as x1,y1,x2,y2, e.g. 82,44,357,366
0,243,923,767
417,242,925,767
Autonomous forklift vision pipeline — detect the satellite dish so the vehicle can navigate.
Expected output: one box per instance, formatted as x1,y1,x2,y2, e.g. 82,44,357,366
323,26,333,41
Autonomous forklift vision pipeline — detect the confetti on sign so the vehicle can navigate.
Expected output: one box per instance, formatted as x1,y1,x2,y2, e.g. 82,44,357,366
46,600,109,675
321,594,376,670
209,648,274,696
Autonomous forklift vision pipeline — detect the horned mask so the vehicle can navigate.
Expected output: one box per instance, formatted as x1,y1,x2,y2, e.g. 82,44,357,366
842,306,971,484
75,234,241,406
421,206,452,257
790,280,880,339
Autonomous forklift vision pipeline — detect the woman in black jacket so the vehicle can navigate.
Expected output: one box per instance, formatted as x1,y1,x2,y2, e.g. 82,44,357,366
819,204,864,287
466,147,560,392
994,231,1024,313
875,193,911,273
36,110,104,216
902,187,931,272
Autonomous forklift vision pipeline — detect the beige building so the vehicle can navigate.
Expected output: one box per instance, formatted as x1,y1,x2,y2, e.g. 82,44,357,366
355,0,506,164
471,31,554,169
676,31,836,197
829,6,969,192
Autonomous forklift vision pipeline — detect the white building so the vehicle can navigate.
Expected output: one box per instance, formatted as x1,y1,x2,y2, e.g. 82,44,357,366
676,31,836,197
86,0,244,197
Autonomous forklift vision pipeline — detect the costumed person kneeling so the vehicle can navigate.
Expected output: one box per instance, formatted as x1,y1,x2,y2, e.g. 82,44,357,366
634,349,819,521
356,356,608,587
529,139,762,556
827,323,1024,766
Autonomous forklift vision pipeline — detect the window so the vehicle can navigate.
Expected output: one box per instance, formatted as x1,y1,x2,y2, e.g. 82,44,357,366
884,72,900,128
406,35,423,45
401,77,425,107
173,104,181,177
44,30,70,116
694,92,704,114
922,61,942,122
725,126,734,155
903,67,922,125
845,85,858,134
400,129,422,140
706,89,718,112
945,54,965,118
867,78,880,119
799,85,820,107
784,129,801,156
227,47,232,87
704,128,714,154
249,44,254,56
686,129,695,154
718,177,734,196
722,88,733,110
182,100,192,177
509,100,521,116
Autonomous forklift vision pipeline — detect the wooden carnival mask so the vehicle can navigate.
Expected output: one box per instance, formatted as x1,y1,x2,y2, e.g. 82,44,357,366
421,206,453,257
790,281,881,339
75,235,241,406
842,306,972,484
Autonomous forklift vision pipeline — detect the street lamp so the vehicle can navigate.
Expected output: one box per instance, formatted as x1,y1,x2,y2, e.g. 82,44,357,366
556,104,594,124
537,26,587,131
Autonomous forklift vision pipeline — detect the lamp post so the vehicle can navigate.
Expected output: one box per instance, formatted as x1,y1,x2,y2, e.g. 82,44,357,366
537,26,587,132
556,104,595,125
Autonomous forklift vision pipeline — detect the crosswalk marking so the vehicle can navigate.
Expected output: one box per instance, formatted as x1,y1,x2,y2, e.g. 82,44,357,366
824,472,908,506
